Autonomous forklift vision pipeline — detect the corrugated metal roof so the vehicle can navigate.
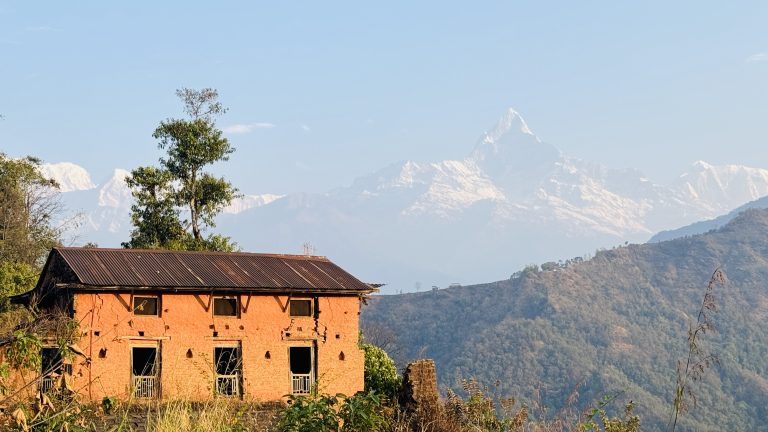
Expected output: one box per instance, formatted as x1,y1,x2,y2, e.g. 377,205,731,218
54,247,375,293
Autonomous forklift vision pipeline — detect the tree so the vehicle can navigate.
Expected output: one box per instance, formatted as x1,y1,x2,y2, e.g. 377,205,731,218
0,154,63,266
0,154,68,308
124,88,239,251
122,167,185,249
175,87,227,123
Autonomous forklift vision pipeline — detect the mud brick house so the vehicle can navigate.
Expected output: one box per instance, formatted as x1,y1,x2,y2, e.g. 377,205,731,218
11,247,377,401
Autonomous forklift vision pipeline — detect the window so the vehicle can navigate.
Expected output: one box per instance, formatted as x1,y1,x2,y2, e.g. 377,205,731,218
289,299,312,317
213,296,238,317
133,296,159,316
214,347,241,396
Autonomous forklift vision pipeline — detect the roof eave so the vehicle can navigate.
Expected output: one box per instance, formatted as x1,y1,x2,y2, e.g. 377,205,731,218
9,291,33,307
57,283,378,296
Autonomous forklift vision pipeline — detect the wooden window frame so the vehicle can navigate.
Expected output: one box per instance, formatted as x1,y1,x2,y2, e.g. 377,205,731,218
289,298,313,317
132,295,161,317
212,296,240,318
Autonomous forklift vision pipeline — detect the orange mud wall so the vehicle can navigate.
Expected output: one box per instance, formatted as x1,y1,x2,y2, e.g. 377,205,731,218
71,292,365,401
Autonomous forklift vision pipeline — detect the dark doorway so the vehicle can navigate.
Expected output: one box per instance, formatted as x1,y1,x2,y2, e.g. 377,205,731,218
289,346,314,394
132,347,159,398
41,348,63,376
290,347,312,374
132,347,157,376
214,347,241,396
40,347,66,393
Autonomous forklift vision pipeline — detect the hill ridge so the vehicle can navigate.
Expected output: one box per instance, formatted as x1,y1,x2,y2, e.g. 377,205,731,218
362,208,768,431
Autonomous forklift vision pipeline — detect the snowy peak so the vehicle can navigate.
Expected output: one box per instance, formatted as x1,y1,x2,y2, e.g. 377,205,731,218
98,169,132,208
40,162,96,192
488,108,536,141
468,109,561,198
40,162,282,245
470,109,558,161
677,161,768,213
223,194,285,214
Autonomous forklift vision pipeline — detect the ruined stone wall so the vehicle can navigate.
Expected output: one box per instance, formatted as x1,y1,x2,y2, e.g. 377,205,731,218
399,359,439,415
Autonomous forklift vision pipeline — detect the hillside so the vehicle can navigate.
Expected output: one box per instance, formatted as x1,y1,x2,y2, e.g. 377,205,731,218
362,208,768,431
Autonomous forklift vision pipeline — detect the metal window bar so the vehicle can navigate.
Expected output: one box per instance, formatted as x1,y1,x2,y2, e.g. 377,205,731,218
133,375,158,398
291,373,312,395
40,375,55,394
215,374,240,396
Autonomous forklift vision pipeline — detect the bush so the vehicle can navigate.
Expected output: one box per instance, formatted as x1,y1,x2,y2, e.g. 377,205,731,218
276,394,341,432
338,391,386,431
362,344,400,400
276,392,385,432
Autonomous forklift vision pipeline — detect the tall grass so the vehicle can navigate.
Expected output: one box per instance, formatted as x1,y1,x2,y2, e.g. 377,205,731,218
142,399,273,432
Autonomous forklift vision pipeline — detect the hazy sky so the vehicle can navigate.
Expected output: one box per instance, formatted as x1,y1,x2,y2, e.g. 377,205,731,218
2,1,768,195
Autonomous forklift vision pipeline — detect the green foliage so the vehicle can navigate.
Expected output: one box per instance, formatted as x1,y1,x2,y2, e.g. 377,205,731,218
581,396,640,432
6,330,42,370
0,362,9,394
276,394,342,432
338,391,386,431
123,166,185,249
276,392,386,432
0,261,38,311
362,344,400,400
124,88,239,251
101,396,116,415
0,153,63,268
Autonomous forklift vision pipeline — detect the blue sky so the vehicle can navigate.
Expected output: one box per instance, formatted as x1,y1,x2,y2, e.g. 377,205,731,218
2,1,768,194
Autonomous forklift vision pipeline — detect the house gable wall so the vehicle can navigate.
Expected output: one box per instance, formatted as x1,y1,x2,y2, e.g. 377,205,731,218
72,292,364,401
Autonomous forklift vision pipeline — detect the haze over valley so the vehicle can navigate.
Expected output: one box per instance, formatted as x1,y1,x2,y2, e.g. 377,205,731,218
45,109,768,293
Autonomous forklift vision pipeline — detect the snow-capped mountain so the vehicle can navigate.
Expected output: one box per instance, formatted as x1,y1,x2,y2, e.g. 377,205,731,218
223,194,284,214
45,108,768,292
676,160,768,214
43,166,283,247
39,162,95,192
216,108,768,290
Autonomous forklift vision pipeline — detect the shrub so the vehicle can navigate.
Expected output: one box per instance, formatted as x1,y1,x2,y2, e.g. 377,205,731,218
276,392,385,432
362,344,400,400
276,394,340,432
338,391,386,431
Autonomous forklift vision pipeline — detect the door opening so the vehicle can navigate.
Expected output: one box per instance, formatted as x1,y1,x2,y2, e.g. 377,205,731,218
132,347,159,398
214,346,242,396
289,346,314,395
40,347,69,393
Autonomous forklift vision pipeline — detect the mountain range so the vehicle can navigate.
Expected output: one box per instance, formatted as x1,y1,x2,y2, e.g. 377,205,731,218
44,109,768,292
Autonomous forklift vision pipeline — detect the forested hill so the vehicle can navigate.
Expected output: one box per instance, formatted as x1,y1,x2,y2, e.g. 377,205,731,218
362,208,768,432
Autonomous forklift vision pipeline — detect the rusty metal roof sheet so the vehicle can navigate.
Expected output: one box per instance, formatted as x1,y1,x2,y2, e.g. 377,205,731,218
52,247,375,293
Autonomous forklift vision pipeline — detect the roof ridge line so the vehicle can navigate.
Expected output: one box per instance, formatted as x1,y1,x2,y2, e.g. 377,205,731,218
54,247,330,261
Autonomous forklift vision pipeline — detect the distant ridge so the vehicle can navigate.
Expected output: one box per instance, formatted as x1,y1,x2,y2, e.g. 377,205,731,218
649,194,768,242
363,208,768,430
